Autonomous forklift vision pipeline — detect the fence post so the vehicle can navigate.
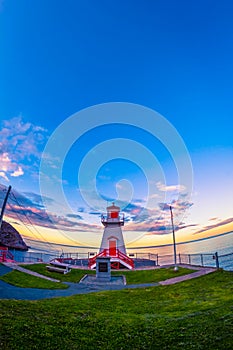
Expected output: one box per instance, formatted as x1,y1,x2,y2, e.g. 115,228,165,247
178,253,181,264
201,254,203,266
214,252,220,269
188,254,191,265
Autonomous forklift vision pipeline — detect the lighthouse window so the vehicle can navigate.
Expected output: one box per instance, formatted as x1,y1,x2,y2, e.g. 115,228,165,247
98,262,108,272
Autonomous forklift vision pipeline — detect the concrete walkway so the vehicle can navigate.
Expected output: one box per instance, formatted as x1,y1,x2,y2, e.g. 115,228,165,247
159,266,216,285
0,264,216,301
3,262,60,282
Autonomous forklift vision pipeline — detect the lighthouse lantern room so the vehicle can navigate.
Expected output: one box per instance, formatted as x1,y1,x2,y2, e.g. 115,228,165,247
88,203,134,270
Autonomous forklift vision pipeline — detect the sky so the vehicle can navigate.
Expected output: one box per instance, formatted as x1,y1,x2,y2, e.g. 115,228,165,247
0,0,233,250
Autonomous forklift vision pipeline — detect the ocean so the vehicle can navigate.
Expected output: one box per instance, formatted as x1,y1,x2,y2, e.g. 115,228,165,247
11,231,233,271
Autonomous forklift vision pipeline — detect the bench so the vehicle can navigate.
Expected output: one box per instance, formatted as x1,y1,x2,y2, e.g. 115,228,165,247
46,265,71,274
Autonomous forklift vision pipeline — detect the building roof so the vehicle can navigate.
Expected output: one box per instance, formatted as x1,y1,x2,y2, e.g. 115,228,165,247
107,202,120,211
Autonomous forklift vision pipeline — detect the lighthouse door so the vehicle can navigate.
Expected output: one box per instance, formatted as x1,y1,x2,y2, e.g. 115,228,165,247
109,239,117,256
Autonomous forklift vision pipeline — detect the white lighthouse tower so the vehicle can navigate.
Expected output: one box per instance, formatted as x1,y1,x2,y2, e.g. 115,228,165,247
88,203,134,270
100,203,126,255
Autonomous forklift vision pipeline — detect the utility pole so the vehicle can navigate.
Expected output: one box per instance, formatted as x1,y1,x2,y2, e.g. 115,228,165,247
169,205,178,271
0,185,12,229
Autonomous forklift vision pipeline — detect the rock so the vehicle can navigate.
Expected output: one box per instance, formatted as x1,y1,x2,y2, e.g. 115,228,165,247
0,220,28,251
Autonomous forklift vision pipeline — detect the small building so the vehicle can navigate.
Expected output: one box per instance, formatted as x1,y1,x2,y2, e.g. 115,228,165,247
88,203,134,270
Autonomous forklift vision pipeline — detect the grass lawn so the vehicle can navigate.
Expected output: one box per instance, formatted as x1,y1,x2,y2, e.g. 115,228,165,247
112,267,196,284
0,270,232,349
0,270,68,289
16,263,196,284
0,264,195,289
18,263,95,283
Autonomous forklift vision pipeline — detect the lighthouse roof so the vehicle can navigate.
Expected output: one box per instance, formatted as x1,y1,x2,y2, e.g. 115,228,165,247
107,202,120,211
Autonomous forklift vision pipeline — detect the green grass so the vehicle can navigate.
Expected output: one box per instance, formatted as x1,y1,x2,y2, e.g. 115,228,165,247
18,263,96,282
112,266,196,284
0,270,232,349
17,263,195,284
0,270,68,289
0,263,195,291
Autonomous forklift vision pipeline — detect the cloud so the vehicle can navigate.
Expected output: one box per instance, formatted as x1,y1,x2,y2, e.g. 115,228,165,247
22,192,54,206
159,197,193,212
147,223,197,235
0,152,24,179
0,171,9,181
147,224,173,234
66,214,83,220
0,116,48,181
0,184,195,239
124,216,197,234
209,217,219,221
88,211,102,216
149,193,160,199
118,194,194,235
193,217,233,235
156,181,186,192
11,166,24,177
158,203,171,210
0,185,100,234
123,202,144,216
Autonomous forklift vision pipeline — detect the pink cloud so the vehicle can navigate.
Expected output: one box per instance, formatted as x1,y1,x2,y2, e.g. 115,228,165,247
0,116,48,181
1,186,100,234
193,217,233,235
156,181,186,192
0,152,24,179
0,171,9,181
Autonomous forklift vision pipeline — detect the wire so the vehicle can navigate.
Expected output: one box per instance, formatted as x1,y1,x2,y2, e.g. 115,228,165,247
8,191,54,250
7,201,44,243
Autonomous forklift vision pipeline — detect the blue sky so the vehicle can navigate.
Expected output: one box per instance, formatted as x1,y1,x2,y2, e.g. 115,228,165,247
0,0,233,248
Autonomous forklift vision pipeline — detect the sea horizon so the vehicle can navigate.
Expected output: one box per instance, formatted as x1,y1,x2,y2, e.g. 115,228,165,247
11,231,233,271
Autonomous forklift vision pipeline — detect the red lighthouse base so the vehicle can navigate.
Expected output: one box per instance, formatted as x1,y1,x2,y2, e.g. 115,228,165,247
88,249,134,270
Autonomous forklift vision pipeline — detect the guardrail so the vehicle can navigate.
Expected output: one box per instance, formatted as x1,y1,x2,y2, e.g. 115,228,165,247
5,249,233,271
217,252,233,271
178,252,219,268
156,252,233,270
0,247,14,262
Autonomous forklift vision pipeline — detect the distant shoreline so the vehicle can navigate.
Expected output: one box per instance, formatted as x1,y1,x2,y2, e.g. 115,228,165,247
21,230,233,251
128,230,233,250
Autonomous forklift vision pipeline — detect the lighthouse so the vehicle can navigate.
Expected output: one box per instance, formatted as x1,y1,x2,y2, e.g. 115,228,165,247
88,203,134,269
100,203,126,255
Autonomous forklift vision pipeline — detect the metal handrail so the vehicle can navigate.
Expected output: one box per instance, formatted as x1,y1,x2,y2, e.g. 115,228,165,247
88,248,134,269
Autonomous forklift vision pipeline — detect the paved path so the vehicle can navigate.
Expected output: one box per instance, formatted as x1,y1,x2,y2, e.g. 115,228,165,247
159,266,216,285
0,264,216,301
3,262,60,282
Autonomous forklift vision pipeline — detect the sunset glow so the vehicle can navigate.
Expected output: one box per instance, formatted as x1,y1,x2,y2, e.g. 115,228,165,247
0,1,232,251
